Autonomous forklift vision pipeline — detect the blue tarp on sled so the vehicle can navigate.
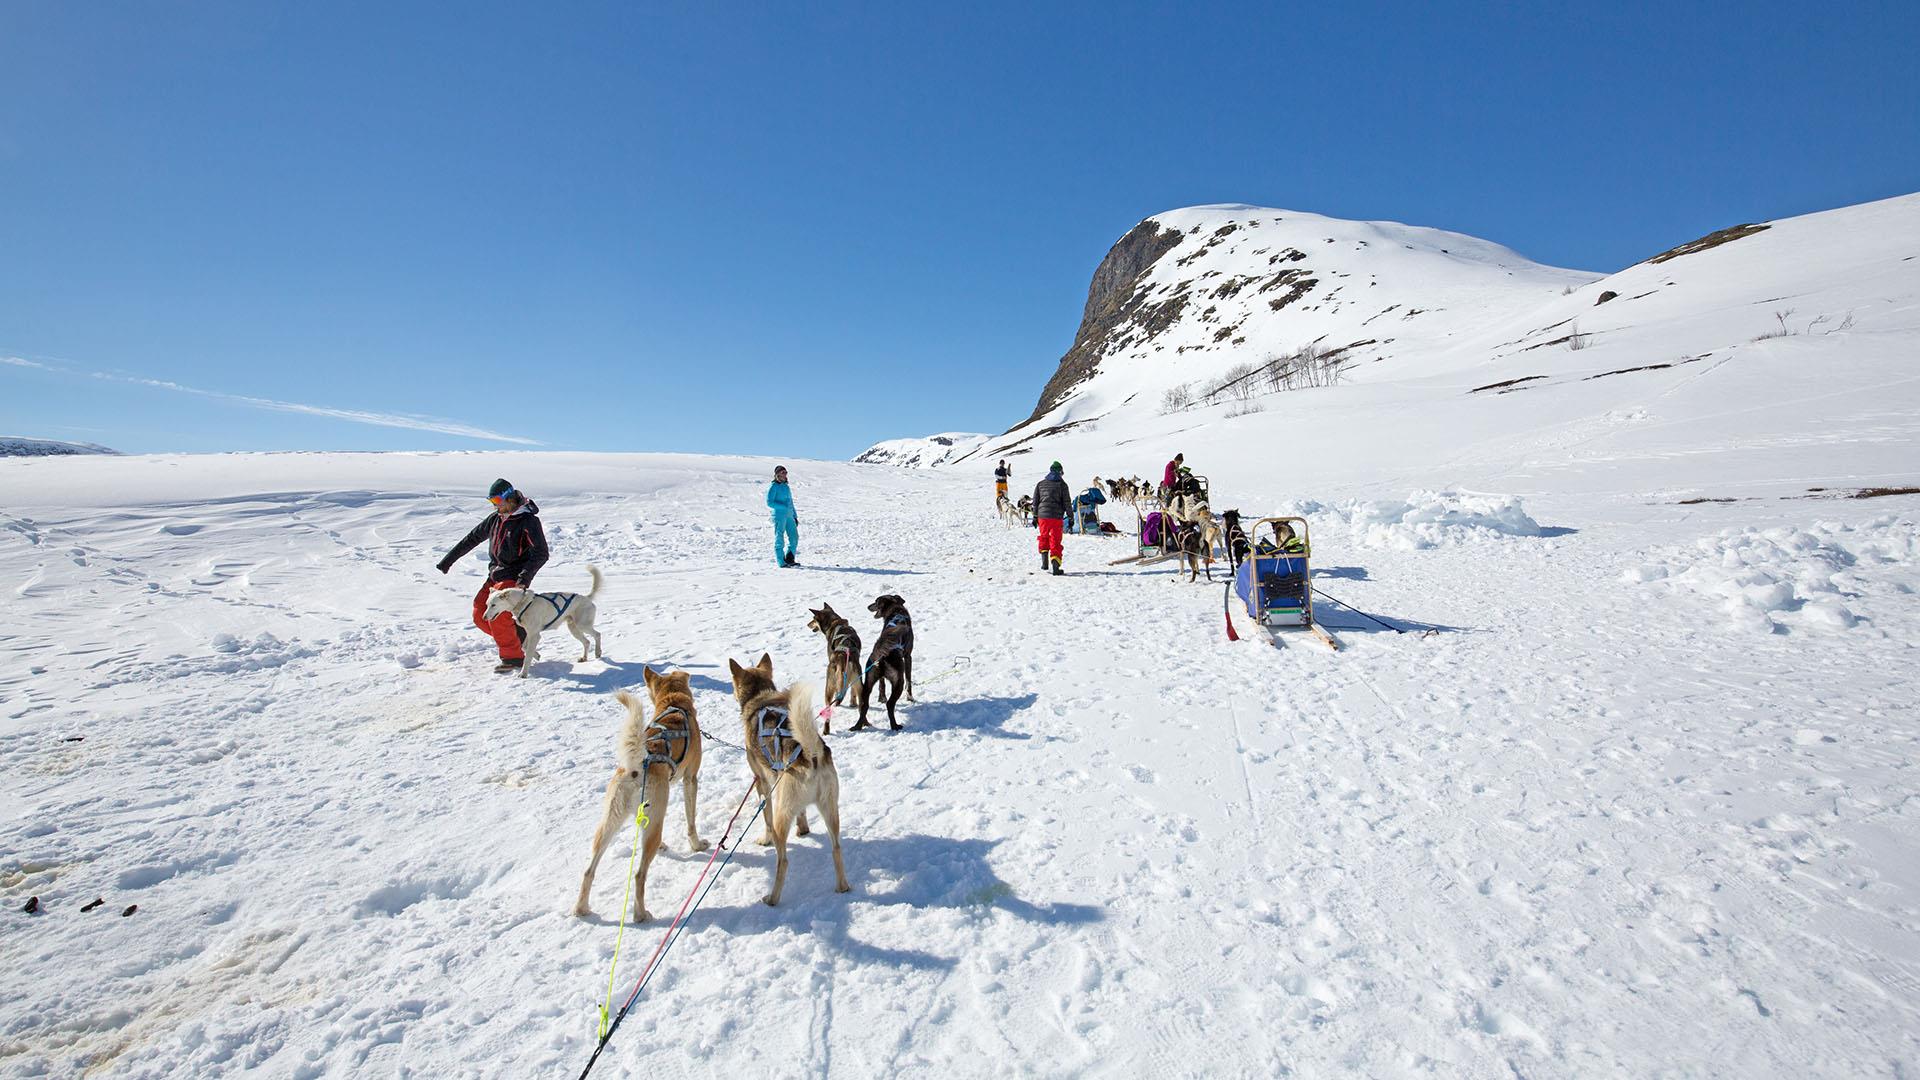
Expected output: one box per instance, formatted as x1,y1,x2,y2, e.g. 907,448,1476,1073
1235,553,1309,626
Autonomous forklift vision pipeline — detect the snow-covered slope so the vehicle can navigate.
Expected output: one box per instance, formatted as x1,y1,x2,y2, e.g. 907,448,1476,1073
0,436,118,457
2,450,1917,1076
1012,203,1599,434
853,432,991,468
979,193,1920,503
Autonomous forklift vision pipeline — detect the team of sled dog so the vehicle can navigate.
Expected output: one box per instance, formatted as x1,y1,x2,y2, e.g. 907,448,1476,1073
485,581,921,919
995,472,1249,583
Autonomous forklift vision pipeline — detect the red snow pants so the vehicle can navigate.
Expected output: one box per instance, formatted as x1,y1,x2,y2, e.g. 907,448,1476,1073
1037,517,1064,561
473,579,525,660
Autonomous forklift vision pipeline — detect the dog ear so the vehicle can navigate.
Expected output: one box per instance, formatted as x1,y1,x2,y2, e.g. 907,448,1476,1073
642,666,657,689
756,652,772,674
727,658,744,681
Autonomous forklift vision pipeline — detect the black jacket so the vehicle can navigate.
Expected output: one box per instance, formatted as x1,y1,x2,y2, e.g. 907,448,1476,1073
1033,472,1071,520
438,500,549,585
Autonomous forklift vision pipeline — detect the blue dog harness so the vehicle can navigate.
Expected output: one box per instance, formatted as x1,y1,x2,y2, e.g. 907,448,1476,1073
531,592,575,631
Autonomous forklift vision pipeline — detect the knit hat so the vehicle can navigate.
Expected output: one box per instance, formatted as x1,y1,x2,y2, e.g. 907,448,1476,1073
487,478,515,500
1049,461,1062,473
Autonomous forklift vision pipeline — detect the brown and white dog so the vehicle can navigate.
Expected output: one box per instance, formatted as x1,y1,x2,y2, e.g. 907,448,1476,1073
859,594,915,731
727,654,850,906
573,667,707,920
807,603,864,733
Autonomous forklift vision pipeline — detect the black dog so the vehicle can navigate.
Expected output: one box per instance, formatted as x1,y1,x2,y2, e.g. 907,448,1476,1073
858,594,915,731
1221,509,1252,573
1170,520,1214,583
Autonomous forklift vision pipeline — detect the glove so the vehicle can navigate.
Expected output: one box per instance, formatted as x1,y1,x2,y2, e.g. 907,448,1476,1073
435,559,451,574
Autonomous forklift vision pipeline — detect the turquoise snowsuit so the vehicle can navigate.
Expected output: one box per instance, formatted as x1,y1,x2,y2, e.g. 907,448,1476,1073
767,480,798,566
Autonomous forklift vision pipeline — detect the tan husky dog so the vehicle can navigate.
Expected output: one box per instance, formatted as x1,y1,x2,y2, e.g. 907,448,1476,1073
726,653,850,906
572,667,707,919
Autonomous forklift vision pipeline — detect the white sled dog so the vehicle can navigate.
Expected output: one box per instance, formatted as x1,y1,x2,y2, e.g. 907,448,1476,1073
996,493,1022,527
573,668,706,920
482,565,604,678
727,654,851,906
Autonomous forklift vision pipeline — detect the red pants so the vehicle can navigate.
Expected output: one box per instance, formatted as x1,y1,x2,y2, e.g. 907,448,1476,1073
473,579,524,660
1037,517,1064,560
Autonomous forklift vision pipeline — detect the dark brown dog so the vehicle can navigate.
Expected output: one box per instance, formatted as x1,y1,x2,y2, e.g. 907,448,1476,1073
858,594,915,731
1222,509,1252,573
806,603,864,734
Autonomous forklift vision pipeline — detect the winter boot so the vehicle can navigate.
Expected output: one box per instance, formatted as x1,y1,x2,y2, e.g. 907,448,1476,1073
784,553,798,567
1051,556,1064,577
1040,551,1050,570
493,657,523,674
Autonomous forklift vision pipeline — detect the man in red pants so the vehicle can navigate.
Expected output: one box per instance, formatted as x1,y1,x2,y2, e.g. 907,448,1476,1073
436,478,550,673
1032,461,1070,577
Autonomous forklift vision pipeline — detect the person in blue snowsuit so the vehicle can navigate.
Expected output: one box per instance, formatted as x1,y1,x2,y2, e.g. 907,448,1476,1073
768,464,799,567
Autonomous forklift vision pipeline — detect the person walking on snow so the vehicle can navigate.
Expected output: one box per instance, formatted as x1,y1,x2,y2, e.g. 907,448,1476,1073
436,478,549,674
994,459,1011,504
768,465,800,567
1033,461,1071,576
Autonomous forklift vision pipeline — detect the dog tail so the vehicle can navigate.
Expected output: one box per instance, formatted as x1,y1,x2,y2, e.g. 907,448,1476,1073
585,564,604,600
785,682,826,764
612,690,648,773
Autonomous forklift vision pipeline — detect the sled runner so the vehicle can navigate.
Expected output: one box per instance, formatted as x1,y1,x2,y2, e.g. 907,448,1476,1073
1234,516,1338,650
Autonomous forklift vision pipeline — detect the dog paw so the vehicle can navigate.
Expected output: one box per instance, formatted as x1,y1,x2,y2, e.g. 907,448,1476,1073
889,722,903,731
762,895,778,907
796,824,812,836
835,882,851,893
755,835,774,847
572,904,593,918
689,839,710,853
636,908,653,922
850,721,873,731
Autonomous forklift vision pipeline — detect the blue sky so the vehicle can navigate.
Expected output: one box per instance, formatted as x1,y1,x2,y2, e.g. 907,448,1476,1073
3,1,1915,458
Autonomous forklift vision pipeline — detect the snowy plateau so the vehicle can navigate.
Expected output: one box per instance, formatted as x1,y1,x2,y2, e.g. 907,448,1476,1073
4,192,1920,1079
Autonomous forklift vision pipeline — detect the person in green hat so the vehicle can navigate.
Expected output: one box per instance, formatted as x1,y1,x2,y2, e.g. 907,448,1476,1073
435,478,549,673
1032,461,1070,575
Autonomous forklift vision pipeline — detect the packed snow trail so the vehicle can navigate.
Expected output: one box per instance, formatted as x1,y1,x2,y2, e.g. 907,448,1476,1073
2,453,1917,1077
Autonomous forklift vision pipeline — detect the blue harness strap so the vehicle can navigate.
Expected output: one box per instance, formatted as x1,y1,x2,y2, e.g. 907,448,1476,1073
753,705,804,772
536,592,575,631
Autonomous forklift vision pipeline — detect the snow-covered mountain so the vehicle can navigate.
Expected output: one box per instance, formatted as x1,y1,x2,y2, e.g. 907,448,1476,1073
947,192,1920,502
0,436,118,457
1012,203,1599,433
852,432,990,468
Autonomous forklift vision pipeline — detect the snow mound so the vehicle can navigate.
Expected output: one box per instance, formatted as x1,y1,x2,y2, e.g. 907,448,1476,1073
1626,515,1918,632
1339,491,1547,549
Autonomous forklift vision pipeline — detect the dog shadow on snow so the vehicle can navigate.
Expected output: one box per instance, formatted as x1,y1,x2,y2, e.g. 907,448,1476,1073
549,659,732,695
894,693,1039,741
697,833,1105,970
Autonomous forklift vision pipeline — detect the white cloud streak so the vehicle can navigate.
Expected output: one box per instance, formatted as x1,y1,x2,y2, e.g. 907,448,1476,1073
4,355,541,445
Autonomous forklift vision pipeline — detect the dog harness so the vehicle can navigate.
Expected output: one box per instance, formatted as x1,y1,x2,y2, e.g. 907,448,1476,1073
828,626,860,702
864,615,910,677
641,705,691,780
753,705,803,772
532,592,574,631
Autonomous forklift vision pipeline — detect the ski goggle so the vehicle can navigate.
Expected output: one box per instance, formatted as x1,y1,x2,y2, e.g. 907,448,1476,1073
489,489,517,506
